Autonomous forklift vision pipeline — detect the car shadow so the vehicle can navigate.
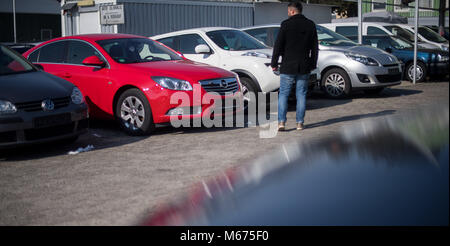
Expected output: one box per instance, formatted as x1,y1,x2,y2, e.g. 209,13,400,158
0,119,150,162
306,110,396,129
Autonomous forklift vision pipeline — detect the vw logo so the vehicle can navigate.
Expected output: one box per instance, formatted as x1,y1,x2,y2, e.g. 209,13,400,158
219,80,228,88
41,99,55,111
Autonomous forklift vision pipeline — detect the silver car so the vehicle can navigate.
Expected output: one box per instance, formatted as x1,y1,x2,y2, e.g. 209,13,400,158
242,24,403,98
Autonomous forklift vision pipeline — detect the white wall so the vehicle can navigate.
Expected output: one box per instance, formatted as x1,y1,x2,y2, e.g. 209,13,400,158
79,11,101,34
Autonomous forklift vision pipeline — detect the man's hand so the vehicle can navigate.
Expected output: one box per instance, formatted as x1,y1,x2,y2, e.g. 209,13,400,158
271,66,277,71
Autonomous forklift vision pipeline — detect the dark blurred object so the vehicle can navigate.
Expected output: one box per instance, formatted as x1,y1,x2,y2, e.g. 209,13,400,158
144,108,449,226
426,26,449,40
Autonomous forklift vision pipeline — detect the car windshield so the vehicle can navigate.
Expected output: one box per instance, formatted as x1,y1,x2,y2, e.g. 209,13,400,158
317,25,357,46
416,26,448,43
388,36,413,50
384,25,417,43
0,45,35,76
96,38,183,64
206,29,267,51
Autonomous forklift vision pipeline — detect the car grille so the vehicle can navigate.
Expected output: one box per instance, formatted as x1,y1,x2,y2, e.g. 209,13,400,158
15,97,71,112
199,78,239,95
376,73,402,83
0,131,17,143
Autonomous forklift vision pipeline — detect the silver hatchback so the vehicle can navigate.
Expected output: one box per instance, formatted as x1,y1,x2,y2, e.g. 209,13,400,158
242,24,403,98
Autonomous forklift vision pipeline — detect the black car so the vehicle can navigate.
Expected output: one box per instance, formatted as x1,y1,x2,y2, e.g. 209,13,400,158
1,42,39,54
0,45,88,148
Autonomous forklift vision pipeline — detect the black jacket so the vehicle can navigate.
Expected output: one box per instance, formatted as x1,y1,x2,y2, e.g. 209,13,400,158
271,14,319,75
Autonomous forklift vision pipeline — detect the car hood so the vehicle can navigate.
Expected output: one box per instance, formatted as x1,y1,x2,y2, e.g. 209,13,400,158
321,45,398,65
124,59,235,82
0,71,74,103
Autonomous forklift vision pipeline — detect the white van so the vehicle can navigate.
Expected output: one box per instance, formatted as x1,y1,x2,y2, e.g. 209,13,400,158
321,22,440,50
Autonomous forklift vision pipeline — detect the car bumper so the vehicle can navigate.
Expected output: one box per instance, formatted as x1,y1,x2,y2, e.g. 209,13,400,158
428,62,450,75
147,85,244,124
0,103,89,149
347,62,403,89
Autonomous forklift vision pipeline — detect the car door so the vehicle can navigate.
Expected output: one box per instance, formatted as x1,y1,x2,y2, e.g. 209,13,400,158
65,40,112,114
177,33,221,67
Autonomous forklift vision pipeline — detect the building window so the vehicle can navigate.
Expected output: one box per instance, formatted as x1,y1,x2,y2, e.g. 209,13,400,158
372,0,386,11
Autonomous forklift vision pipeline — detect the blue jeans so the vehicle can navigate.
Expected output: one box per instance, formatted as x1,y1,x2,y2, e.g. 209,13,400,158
278,73,310,124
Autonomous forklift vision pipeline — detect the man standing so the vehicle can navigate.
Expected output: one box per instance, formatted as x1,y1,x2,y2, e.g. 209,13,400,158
271,2,318,131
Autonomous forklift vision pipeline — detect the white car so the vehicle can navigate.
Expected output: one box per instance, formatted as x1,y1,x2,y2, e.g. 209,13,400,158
396,24,449,52
151,27,319,103
321,22,441,50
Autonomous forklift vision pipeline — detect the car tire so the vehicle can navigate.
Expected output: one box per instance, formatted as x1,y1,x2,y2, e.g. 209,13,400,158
405,61,427,82
240,77,259,109
115,88,155,136
363,87,384,95
321,68,351,99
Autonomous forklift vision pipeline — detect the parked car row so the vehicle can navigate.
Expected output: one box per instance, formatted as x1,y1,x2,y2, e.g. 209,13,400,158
321,22,449,51
151,27,319,103
243,24,403,98
1,21,446,147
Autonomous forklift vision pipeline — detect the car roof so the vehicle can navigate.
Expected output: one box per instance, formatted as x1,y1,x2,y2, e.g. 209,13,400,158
241,24,280,30
46,33,147,43
324,22,400,26
151,27,238,39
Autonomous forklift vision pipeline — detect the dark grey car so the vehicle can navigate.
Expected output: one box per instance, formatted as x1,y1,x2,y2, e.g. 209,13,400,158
0,45,88,148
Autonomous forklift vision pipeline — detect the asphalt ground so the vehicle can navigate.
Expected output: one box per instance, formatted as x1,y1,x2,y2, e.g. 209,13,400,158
0,80,448,225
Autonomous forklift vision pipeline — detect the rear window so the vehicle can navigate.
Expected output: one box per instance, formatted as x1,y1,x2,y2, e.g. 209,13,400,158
35,41,67,63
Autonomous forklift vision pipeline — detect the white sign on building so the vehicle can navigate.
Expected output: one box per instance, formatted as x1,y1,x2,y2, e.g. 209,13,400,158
100,4,124,25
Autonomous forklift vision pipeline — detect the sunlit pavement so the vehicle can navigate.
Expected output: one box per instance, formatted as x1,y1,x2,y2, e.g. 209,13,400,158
0,80,448,225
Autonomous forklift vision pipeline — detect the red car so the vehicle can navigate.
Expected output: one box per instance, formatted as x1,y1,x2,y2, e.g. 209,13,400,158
23,34,242,135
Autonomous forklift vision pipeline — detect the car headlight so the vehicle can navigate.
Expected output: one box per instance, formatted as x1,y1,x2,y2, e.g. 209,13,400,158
0,100,17,115
242,51,272,59
345,52,379,66
152,77,193,91
71,87,84,105
437,54,449,62
440,45,449,52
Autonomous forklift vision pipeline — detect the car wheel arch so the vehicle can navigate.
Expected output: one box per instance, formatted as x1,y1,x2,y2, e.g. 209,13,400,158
232,69,262,92
320,65,351,85
113,85,149,114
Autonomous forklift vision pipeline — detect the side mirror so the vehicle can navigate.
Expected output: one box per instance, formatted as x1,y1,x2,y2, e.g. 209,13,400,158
194,44,211,54
82,56,106,67
33,63,44,71
385,47,393,53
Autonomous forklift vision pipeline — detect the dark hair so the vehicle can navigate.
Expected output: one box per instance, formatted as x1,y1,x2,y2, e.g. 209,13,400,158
288,2,303,13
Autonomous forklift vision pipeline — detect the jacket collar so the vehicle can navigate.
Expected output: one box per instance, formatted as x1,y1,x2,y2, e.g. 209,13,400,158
289,14,305,20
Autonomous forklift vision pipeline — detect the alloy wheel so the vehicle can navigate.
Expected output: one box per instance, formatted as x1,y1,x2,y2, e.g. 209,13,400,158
324,73,346,97
120,96,145,130
408,65,424,81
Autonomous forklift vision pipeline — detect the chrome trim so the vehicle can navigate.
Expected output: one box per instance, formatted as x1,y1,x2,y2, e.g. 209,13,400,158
199,77,239,95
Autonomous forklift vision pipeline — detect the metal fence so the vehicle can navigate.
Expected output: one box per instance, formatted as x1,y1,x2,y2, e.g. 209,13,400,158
116,0,254,37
